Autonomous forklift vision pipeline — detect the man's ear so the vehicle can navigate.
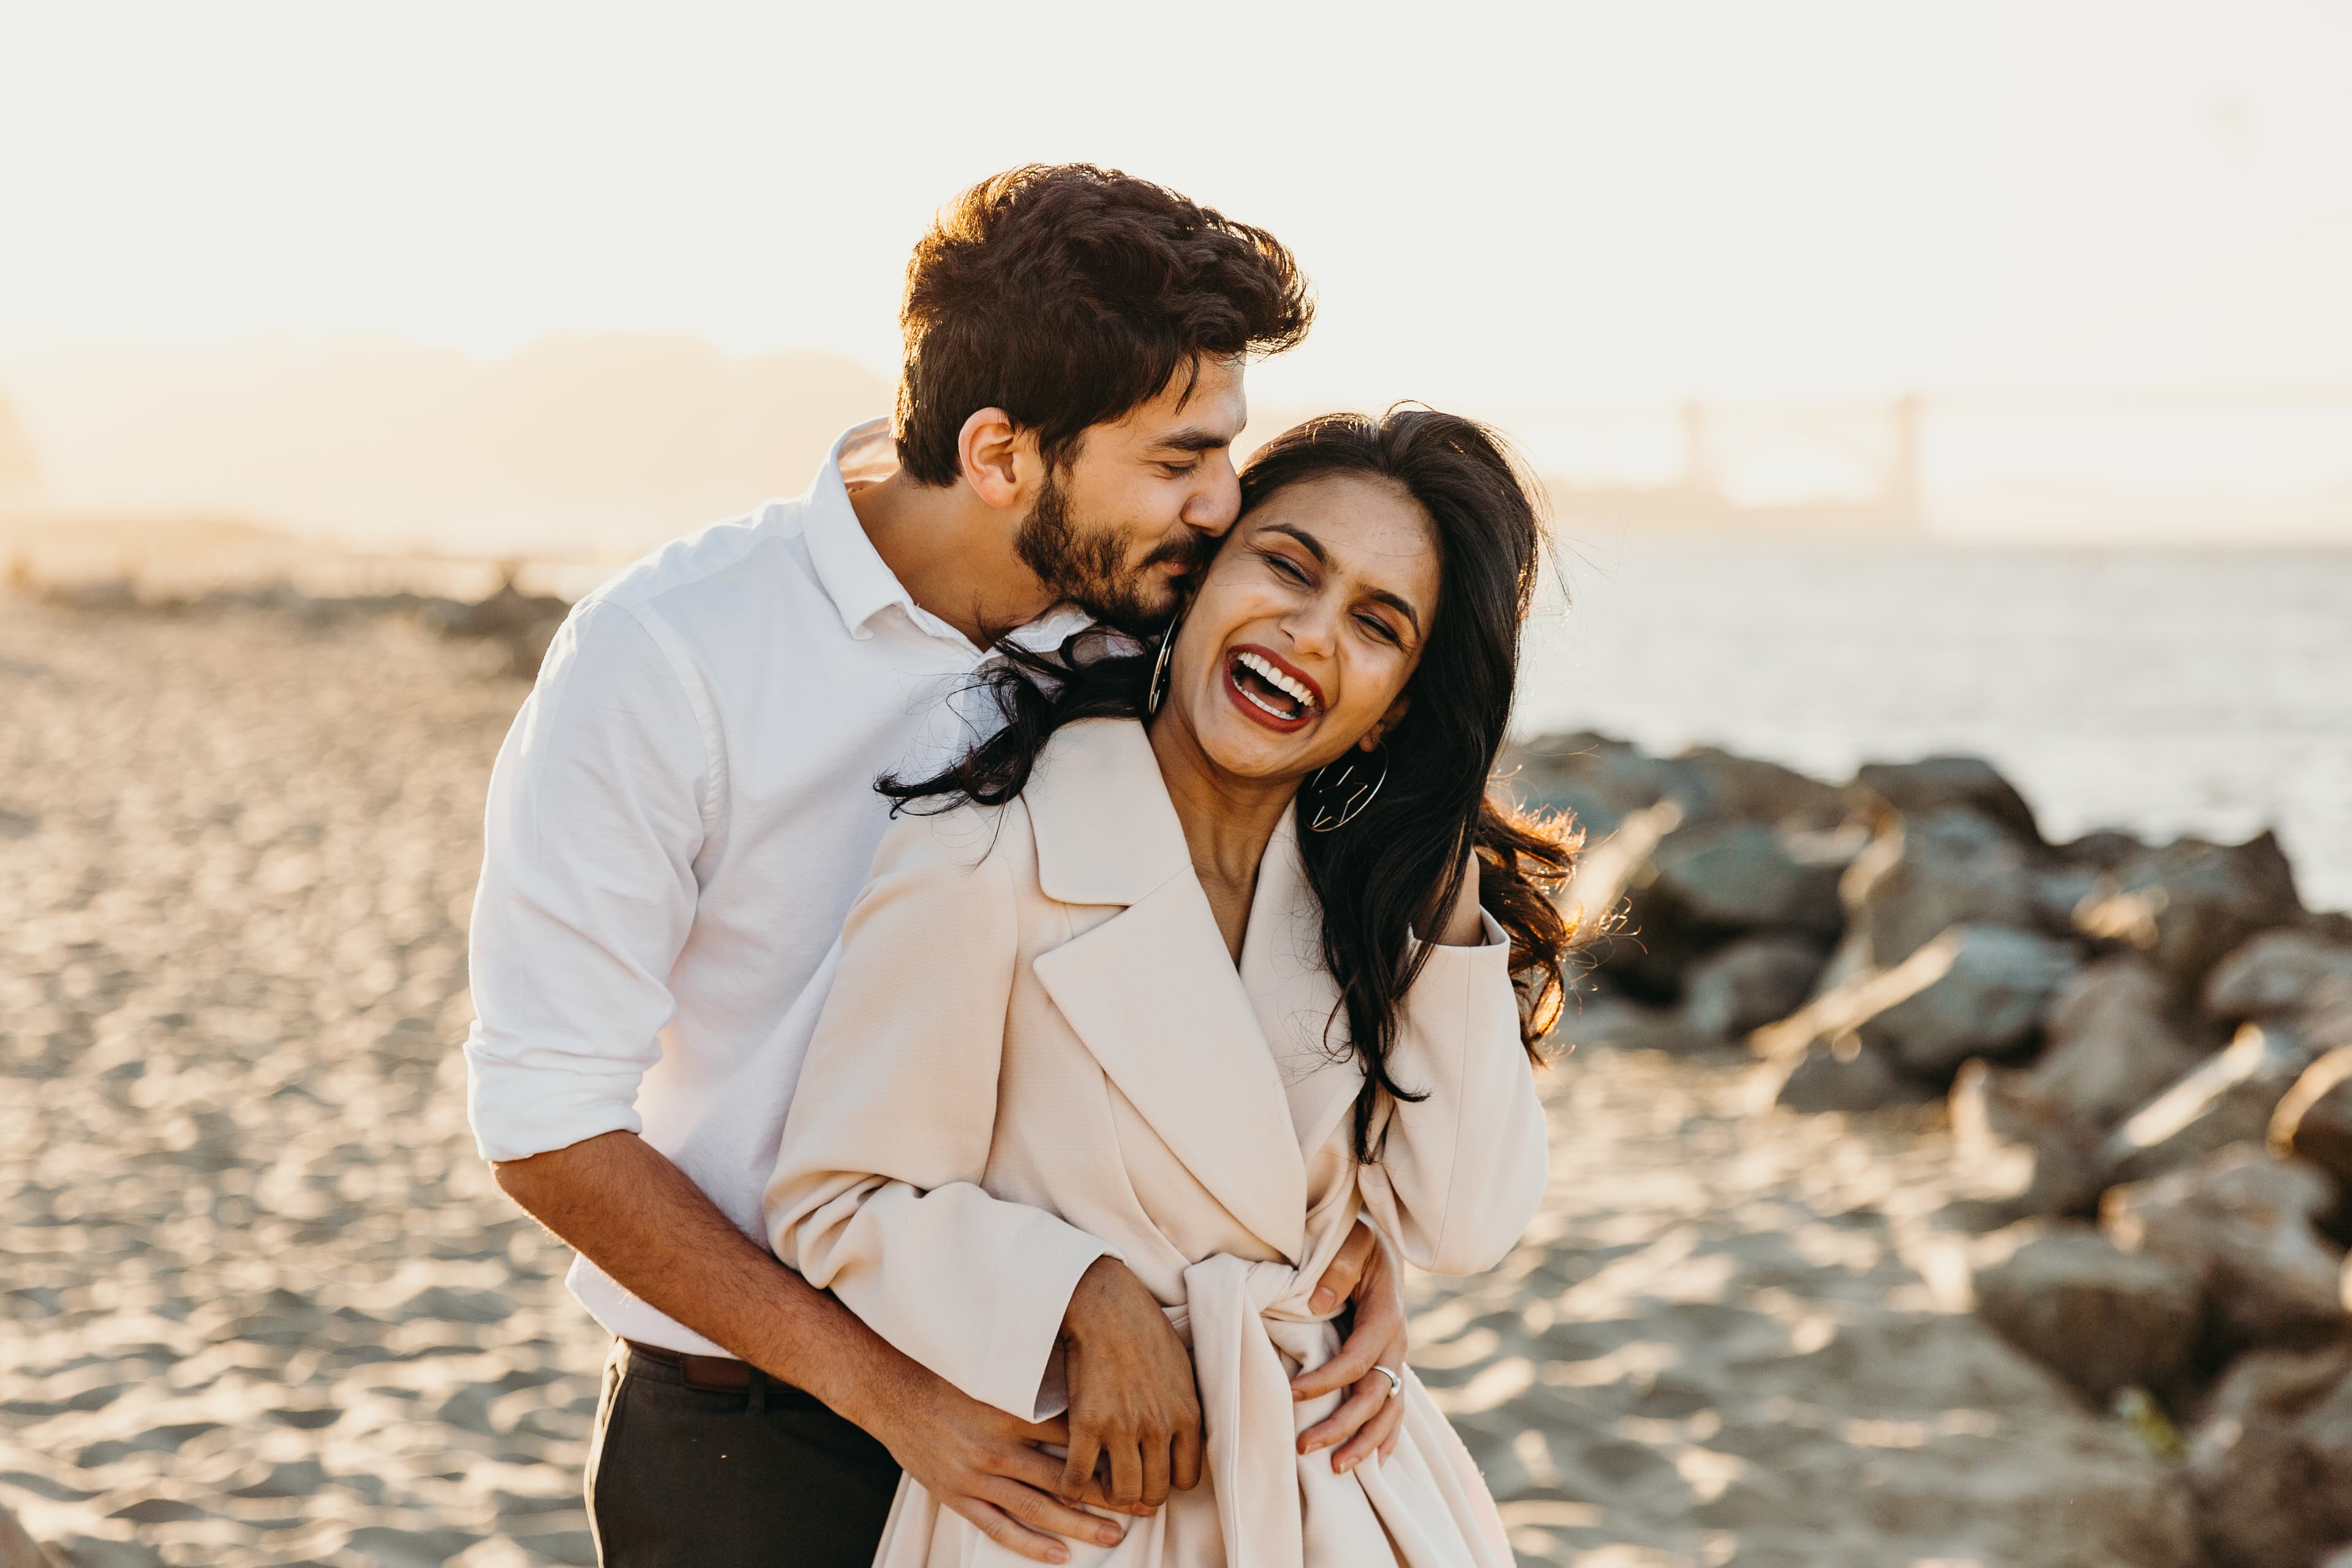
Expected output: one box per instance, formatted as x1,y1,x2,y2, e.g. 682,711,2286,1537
957,409,1033,512
1365,692,1409,752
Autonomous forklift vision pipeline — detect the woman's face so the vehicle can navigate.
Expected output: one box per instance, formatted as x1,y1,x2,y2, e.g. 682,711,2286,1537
1163,472,1441,785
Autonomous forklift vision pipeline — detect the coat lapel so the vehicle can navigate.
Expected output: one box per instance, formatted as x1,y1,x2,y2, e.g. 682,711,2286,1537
1026,721,1311,1262
1238,815,1366,1164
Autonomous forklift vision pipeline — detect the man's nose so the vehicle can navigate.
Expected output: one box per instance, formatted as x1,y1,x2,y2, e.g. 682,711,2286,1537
1185,459,1242,537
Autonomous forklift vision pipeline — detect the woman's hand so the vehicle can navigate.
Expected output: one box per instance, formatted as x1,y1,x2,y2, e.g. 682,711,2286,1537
1057,1256,1204,1512
1289,1220,1409,1471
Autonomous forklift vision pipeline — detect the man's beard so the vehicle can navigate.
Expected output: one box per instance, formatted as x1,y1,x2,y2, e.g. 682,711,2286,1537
1014,467,1213,635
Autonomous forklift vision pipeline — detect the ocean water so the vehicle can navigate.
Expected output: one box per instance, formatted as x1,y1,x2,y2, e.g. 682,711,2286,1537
1512,537,2352,913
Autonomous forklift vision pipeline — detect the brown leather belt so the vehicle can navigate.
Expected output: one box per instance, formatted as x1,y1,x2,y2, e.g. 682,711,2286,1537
623,1338,758,1392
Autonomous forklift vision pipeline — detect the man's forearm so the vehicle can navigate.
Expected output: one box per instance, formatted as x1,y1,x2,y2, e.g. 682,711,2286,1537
491,1129,901,1425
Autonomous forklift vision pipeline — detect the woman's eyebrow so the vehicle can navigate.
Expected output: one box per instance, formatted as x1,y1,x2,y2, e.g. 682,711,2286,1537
1260,521,1327,564
1365,587,1423,634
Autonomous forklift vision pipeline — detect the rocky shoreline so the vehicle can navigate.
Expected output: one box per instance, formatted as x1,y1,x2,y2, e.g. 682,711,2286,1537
4,579,2347,1567
1510,730,2352,1567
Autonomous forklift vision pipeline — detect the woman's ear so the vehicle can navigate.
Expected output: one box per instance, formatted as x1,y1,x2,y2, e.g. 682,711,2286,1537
957,409,1032,511
1365,692,1410,752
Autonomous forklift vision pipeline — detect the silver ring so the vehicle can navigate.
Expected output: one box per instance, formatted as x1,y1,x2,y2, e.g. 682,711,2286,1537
1372,1363,1402,1402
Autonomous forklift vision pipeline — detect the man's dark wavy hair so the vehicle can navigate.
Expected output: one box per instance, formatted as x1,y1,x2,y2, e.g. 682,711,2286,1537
881,409,1583,1161
892,164,1314,486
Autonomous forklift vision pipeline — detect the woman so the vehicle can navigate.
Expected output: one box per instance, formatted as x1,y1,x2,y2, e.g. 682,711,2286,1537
766,409,1577,1567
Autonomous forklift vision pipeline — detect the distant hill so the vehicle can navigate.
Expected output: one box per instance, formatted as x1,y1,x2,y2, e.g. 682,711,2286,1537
0,334,894,554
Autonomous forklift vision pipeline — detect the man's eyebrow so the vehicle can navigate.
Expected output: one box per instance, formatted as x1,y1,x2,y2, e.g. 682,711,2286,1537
1150,426,1234,454
1263,522,1423,632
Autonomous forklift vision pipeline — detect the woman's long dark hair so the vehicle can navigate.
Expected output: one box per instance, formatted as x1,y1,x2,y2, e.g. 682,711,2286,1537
881,408,1581,1160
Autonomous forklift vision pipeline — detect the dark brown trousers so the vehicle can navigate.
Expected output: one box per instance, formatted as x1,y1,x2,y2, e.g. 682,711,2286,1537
586,1340,902,1567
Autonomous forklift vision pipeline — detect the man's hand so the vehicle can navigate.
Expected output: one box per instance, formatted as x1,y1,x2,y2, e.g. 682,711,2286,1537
1058,1256,1204,1512
848,1354,1131,1565
493,1131,1125,1565
1289,1220,1408,1472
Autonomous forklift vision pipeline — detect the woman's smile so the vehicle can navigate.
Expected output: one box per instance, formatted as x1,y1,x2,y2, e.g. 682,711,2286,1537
1222,644,1323,733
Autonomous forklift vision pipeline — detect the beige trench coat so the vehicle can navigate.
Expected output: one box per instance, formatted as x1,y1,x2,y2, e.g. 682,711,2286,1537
766,718,1550,1568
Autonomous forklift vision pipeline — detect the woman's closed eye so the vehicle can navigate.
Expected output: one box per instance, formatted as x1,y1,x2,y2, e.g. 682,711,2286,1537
1263,550,1311,586
1355,612,1401,646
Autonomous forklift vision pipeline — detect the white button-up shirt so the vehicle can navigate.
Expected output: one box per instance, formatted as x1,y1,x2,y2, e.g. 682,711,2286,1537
464,420,1086,1355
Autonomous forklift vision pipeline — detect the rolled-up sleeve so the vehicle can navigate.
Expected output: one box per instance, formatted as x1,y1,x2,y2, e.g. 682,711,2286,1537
462,599,715,1163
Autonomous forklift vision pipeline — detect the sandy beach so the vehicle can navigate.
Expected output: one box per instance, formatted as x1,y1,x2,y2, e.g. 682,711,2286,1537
1,597,2193,1567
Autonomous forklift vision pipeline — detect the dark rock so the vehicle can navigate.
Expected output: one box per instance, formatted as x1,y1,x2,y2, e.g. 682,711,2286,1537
1842,808,2040,967
2077,831,2305,993
1683,935,1828,1039
2059,828,2149,873
1603,817,1845,1000
1651,819,1845,931
2021,956,2212,1129
2205,929,2352,1027
1555,994,1721,1057
1506,732,1681,842
1970,1219,2201,1400
1773,1037,1920,1114
2273,1047,2352,1189
1666,745,1850,829
1857,924,2081,1079
1805,923,1875,1002
2182,1344,2352,1567
1853,755,2041,844
1752,923,2077,1084
417,578,572,677
1948,1058,2109,1222
2103,1146,2345,1349
1507,733,1850,840
2104,1022,2320,1185
2029,862,2106,935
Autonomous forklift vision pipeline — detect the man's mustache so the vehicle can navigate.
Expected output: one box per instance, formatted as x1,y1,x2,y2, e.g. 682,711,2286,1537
1144,530,1218,576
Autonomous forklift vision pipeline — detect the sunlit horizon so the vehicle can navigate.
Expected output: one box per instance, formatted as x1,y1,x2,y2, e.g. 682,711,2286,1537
4,1,2350,546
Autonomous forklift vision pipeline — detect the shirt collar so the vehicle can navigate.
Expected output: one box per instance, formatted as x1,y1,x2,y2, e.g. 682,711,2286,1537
802,418,922,641
801,417,1090,653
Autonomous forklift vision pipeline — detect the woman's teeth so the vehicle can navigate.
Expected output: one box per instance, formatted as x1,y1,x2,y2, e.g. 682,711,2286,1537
1235,651,1316,716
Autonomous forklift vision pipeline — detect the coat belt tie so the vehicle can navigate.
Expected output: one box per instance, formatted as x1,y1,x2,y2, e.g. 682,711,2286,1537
1173,1253,1344,1568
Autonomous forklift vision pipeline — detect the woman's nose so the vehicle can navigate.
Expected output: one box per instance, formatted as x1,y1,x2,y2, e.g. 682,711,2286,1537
1282,603,1338,655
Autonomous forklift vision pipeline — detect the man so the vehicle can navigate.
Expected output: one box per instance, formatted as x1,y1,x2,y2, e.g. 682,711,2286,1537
464,165,1414,1567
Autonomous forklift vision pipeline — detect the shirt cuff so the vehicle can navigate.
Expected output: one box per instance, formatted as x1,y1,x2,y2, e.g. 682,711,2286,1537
464,1033,647,1163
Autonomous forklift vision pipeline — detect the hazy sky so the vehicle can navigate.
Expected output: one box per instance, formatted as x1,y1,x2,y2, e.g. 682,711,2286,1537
4,1,2349,414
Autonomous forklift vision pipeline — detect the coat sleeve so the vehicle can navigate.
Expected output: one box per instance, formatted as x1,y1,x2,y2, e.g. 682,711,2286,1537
763,806,1114,1422
1354,910,1552,1276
